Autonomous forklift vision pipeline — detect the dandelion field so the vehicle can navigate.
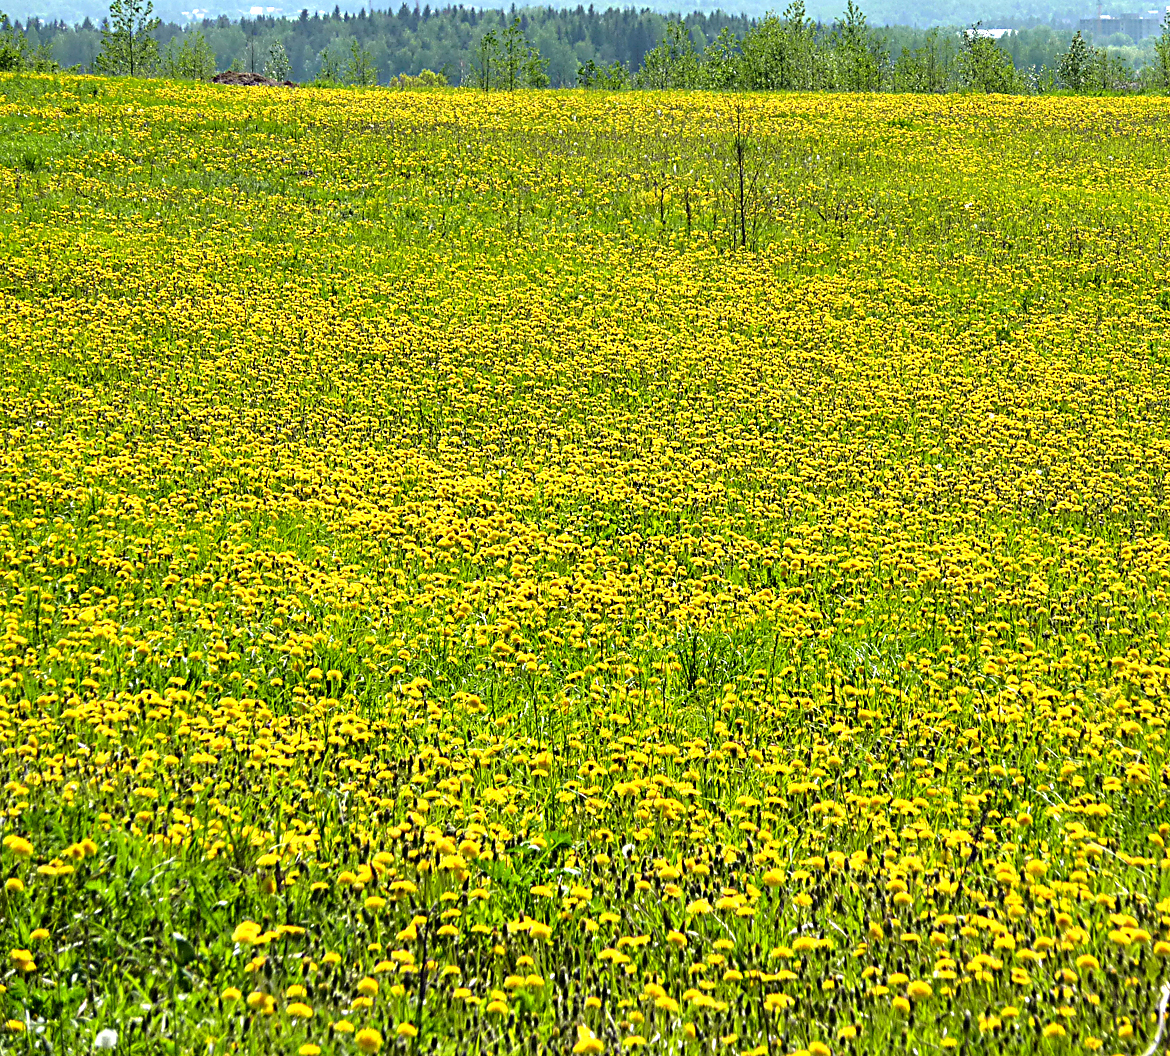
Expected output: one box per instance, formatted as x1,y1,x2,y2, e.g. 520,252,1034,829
3,75,1170,1056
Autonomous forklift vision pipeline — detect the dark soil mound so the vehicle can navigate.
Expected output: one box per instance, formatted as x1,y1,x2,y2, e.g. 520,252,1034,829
212,71,295,87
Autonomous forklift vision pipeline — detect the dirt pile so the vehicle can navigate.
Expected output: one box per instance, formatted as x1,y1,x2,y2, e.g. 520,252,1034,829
211,71,295,87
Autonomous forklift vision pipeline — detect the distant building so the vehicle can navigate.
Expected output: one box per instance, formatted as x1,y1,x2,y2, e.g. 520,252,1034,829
973,26,1012,37
1078,9,1166,41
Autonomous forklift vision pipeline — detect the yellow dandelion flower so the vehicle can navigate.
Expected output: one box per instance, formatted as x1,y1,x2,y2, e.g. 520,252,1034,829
354,1028,383,1053
573,1025,604,1054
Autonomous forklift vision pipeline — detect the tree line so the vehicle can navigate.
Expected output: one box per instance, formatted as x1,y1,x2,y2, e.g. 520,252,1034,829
4,0,1170,92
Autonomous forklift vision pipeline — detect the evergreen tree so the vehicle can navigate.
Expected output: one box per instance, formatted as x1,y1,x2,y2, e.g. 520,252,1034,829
32,2,1156,95
93,0,160,76
0,10,57,69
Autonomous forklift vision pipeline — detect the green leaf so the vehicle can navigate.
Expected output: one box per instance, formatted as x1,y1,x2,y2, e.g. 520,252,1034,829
172,933,198,967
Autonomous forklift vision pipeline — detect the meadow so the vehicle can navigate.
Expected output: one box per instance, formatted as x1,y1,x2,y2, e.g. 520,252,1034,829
1,74,1170,1056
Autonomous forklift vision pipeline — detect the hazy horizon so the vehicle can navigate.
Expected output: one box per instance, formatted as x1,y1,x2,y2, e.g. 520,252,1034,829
4,0,1121,29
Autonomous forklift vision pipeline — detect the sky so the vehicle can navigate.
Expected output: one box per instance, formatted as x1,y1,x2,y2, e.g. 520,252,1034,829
14,0,777,22
6,0,1128,36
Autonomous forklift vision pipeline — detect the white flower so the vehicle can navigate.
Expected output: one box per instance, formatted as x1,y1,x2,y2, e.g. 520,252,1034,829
94,1028,118,1050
